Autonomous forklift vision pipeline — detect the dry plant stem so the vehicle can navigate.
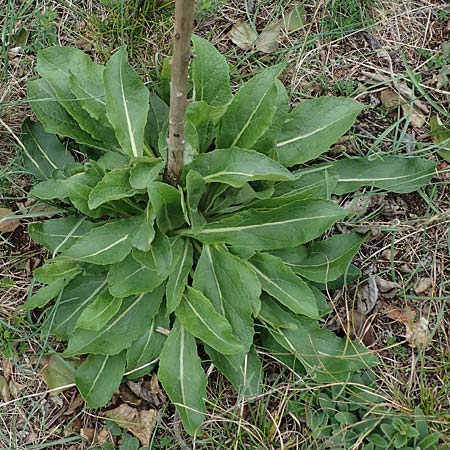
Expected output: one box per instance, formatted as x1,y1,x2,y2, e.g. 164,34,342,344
165,0,196,186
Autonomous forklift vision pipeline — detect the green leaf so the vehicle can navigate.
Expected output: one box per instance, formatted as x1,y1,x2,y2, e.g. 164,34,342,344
186,147,293,187
205,345,262,396
185,101,215,154
185,170,207,232
175,286,245,355
30,179,69,200
27,78,105,150
249,252,319,319
126,307,169,379
40,353,79,394
145,94,169,152
276,97,365,166
166,239,193,314
191,35,233,107
418,432,442,449
216,65,284,149
253,80,289,156
259,299,377,382
273,167,339,200
21,119,74,180
75,291,122,331
129,157,164,189
430,114,450,162
63,217,140,265
36,47,115,145
25,278,67,309
42,272,108,340
104,47,149,158
131,205,156,252
193,245,260,349
331,156,436,194
147,181,186,233
158,320,207,435
270,232,367,283
29,217,95,254
76,351,126,408
192,199,347,250
65,285,165,356
97,151,129,170
88,168,137,209
34,258,82,284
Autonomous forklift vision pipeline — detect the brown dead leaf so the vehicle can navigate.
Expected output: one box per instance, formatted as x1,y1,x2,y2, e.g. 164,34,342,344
0,375,11,402
0,208,20,234
127,375,166,407
2,359,13,380
375,275,400,298
106,403,157,447
358,275,378,315
80,427,95,443
63,393,84,416
384,306,428,348
385,306,416,325
347,310,376,347
229,20,258,50
255,22,280,53
414,277,433,295
380,88,426,128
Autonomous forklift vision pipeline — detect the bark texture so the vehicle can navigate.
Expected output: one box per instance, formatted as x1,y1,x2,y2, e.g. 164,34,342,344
165,0,196,186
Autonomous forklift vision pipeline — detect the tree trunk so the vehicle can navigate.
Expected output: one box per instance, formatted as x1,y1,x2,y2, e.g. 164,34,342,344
165,0,196,186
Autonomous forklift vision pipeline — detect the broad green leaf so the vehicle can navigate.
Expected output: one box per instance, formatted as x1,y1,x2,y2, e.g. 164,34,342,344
68,56,119,150
145,94,169,152
21,119,74,180
36,47,115,145
126,307,169,379
63,217,140,265
276,97,365,167
186,147,293,187
75,291,122,331
158,320,207,435
34,258,82,284
192,199,347,250
30,179,69,200
175,286,245,355
249,252,319,319
273,167,339,200
134,229,172,276
42,272,108,340
40,353,79,394
147,182,186,233
205,345,262,396
330,156,436,194
270,232,367,283
88,168,137,209
76,351,126,408
191,35,233,107
253,80,289,156
27,79,105,151
24,278,66,309
159,57,171,105
166,239,193,314
131,205,156,252
185,170,206,232
107,248,168,298
185,101,215,155
104,47,149,157
193,245,260,349
259,299,377,382
216,65,284,149
65,285,165,356
29,217,95,254
129,157,164,189
97,151,129,170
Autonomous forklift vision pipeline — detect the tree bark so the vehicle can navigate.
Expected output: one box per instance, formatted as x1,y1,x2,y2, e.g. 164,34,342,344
165,0,196,186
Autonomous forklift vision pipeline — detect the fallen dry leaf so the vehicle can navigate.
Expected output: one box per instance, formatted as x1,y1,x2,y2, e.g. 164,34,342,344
127,375,166,408
385,306,416,324
255,22,281,53
0,207,20,234
375,275,400,298
347,310,376,347
384,306,428,348
63,393,85,416
40,354,79,395
230,20,258,50
0,375,11,402
282,4,306,33
358,275,379,315
380,88,426,128
106,403,157,447
414,277,433,295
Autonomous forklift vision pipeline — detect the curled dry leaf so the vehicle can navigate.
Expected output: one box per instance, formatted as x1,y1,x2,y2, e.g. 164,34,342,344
375,275,400,299
414,277,433,295
380,88,426,128
229,20,258,50
106,403,157,447
358,275,378,315
0,207,20,234
384,306,428,348
347,310,376,347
